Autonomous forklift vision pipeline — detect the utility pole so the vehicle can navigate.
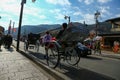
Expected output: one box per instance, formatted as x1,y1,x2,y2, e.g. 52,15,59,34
8,20,12,34
94,10,100,36
16,0,36,51
16,0,25,51
64,15,70,24
12,22,15,34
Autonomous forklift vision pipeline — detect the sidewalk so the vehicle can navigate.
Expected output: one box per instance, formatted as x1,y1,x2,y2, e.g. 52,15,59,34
101,50,120,59
0,46,55,80
92,50,120,59
12,41,70,80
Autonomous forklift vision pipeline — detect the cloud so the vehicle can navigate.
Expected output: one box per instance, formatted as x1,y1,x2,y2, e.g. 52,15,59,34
74,12,95,24
84,0,94,5
73,12,82,16
55,13,64,20
79,0,112,5
116,14,120,17
99,6,111,18
0,0,20,15
78,0,94,5
97,0,112,3
46,0,71,6
24,6,45,18
50,9,61,13
49,9,64,20
83,14,95,24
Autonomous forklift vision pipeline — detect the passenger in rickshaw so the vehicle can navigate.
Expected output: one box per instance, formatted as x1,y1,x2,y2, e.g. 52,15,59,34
56,23,68,48
43,31,52,58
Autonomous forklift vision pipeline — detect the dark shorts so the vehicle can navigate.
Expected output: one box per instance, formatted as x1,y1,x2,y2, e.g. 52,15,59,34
45,42,49,46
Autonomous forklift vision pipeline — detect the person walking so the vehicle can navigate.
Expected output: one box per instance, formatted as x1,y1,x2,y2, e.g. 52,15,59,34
113,41,119,53
94,40,101,54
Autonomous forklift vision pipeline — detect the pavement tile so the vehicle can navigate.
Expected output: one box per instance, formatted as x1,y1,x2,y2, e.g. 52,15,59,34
0,46,52,80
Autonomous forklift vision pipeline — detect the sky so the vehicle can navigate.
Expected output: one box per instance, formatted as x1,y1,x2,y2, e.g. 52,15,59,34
0,0,120,30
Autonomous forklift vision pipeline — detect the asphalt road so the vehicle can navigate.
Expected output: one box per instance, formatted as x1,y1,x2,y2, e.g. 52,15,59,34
79,55,120,80
13,40,120,80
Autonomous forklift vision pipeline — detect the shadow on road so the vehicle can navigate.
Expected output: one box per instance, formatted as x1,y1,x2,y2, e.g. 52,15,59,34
26,50,115,80
82,55,102,60
56,63,115,80
28,51,45,60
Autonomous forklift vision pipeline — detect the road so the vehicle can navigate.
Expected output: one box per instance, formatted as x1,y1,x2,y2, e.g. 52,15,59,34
13,40,120,80
79,55,120,80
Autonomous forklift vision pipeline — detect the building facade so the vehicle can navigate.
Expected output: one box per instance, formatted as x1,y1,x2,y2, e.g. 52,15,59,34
98,17,120,51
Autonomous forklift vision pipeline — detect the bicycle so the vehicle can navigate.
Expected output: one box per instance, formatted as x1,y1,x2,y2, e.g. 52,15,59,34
45,41,81,69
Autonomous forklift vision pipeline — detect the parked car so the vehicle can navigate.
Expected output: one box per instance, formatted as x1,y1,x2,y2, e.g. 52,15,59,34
76,42,92,57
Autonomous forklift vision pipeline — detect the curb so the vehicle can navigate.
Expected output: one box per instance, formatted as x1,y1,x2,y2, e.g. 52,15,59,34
101,54,120,59
101,51,120,59
91,50,120,60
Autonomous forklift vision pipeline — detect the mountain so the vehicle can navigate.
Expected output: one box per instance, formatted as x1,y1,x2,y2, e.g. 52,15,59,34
5,24,60,38
5,21,117,42
48,22,114,42
21,24,60,34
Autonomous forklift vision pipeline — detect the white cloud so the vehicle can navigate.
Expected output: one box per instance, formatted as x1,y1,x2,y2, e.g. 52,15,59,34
46,0,71,6
50,9,61,13
50,9,64,20
72,6,83,13
73,12,82,16
24,6,45,18
83,14,95,24
55,13,64,20
97,0,112,3
99,6,111,18
78,0,94,5
116,14,120,17
75,13,95,24
0,0,20,15
79,0,112,5
84,0,94,5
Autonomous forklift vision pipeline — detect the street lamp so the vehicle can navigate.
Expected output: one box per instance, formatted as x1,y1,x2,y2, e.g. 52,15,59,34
16,0,36,51
94,10,100,36
64,15,70,24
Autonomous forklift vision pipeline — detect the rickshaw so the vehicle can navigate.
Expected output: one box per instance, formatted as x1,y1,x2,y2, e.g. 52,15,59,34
24,33,40,52
44,40,81,68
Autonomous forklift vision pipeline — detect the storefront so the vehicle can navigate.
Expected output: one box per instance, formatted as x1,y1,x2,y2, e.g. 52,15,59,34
99,17,120,51
99,33,120,50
